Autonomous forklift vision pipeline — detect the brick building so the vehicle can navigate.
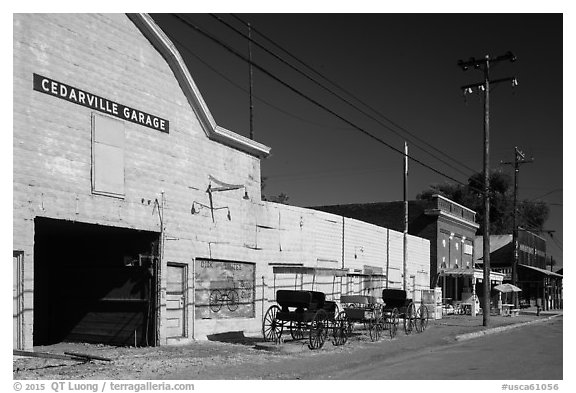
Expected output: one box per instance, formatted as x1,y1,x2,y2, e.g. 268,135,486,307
13,14,430,350
314,195,506,315
475,231,563,310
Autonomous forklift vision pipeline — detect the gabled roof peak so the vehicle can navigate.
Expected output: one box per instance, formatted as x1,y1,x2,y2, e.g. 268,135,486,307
127,13,271,159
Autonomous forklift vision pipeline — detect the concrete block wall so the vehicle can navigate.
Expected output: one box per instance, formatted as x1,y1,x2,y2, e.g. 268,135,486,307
387,229,405,288
254,203,430,331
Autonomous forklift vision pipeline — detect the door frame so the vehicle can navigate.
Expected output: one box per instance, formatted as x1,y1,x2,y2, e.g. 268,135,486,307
13,250,24,350
166,262,188,339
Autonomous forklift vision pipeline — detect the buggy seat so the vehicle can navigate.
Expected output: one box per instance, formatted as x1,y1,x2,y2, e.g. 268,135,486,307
276,290,326,312
382,289,408,309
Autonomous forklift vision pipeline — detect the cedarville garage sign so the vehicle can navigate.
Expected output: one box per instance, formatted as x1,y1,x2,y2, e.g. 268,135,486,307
33,73,169,133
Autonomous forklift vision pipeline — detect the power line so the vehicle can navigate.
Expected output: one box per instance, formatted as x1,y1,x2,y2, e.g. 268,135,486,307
547,234,563,252
167,33,354,131
229,13,480,176
171,14,475,189
212,13,479,181
528,188,562,202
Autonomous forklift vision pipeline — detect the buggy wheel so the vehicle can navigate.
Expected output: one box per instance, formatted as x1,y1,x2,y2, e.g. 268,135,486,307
332,311,348,346
309,309,328,350
226,289,239,312
209,289,223,313
343,304,355,335
388,308,399,339
369,309,382,342
290,321,305,340
332,303,340,320
262,305,283,343
416,304,429,332
404,302,417,335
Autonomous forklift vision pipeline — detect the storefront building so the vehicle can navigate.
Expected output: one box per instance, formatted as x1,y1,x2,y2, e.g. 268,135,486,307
314,195,497,315
474,231,563,311
13,14,430,350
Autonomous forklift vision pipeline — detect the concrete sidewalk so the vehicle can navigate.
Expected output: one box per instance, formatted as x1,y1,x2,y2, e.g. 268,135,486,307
451,308,562,341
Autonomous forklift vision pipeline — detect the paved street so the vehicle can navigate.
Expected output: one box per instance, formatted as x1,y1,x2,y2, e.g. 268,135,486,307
334,316,563,379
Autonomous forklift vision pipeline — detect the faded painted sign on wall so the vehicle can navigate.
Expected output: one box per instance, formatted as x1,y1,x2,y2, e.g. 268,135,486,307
195,259,255,319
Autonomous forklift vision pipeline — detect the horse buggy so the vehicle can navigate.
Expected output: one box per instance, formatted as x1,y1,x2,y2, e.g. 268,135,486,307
262,290,348,349
339,295,398,340
381,289,429,334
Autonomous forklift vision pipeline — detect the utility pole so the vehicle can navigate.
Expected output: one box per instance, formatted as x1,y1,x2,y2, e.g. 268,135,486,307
501,147,533,308
248,22,255,140
458,51,517,326
403,141,408,292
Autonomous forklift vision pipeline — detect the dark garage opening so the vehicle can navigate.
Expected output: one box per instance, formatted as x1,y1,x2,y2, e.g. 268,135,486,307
34,217,160,347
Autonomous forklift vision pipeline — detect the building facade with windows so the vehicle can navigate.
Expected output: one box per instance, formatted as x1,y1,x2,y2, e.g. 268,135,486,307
13,13,430,350
475,231,562,310
314,195,505,315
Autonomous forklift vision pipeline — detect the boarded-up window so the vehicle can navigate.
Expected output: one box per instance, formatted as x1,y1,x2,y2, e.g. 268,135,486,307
92,114,125,197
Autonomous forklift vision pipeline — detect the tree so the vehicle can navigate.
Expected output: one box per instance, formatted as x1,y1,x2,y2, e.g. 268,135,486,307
261,176,290,205
417,170,549,235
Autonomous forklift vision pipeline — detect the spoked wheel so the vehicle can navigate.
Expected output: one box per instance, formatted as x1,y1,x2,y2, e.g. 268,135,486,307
344,305,355,335
403,302,417,335
368,309,382,342
387,308,399,339
227,289,239,312
332,311,348,346
332,303,340,321
416,304,429,333
309,309,328,350
290,321,305,340
262,305,283,343
209,289,222,313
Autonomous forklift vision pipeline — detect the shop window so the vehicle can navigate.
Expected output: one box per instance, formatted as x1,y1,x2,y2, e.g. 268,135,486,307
92,114,125,197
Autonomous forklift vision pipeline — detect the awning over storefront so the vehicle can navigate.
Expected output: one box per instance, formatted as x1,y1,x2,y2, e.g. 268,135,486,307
272,265,349,277
440,268,505,282
346,272,386,277
519,264,563,278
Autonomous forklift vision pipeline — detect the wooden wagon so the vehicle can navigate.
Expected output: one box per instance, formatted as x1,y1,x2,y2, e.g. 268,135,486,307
262,289,347,349
339,295,398,340
381,289,429,334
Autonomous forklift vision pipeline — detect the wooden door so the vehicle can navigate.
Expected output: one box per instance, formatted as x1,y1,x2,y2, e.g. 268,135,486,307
166,263,187,338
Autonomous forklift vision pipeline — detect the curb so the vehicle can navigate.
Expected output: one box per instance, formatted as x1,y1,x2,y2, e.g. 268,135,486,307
454,313,562,342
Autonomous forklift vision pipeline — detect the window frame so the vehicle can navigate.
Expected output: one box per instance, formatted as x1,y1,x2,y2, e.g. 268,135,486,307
91,113,125,199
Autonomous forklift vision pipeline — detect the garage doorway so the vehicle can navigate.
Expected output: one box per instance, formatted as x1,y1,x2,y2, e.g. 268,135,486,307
33,217,160,347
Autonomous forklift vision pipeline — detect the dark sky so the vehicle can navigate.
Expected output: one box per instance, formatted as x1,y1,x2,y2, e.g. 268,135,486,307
151,13,563,268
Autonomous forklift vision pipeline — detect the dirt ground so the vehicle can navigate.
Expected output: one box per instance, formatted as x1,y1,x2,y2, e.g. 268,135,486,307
13,311,557,380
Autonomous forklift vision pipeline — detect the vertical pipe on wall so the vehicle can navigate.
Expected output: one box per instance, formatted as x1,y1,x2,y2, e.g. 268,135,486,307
386,229,390,289
191,258,195,340
342,217,345,269
155,190,166,346
261,275,265,324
